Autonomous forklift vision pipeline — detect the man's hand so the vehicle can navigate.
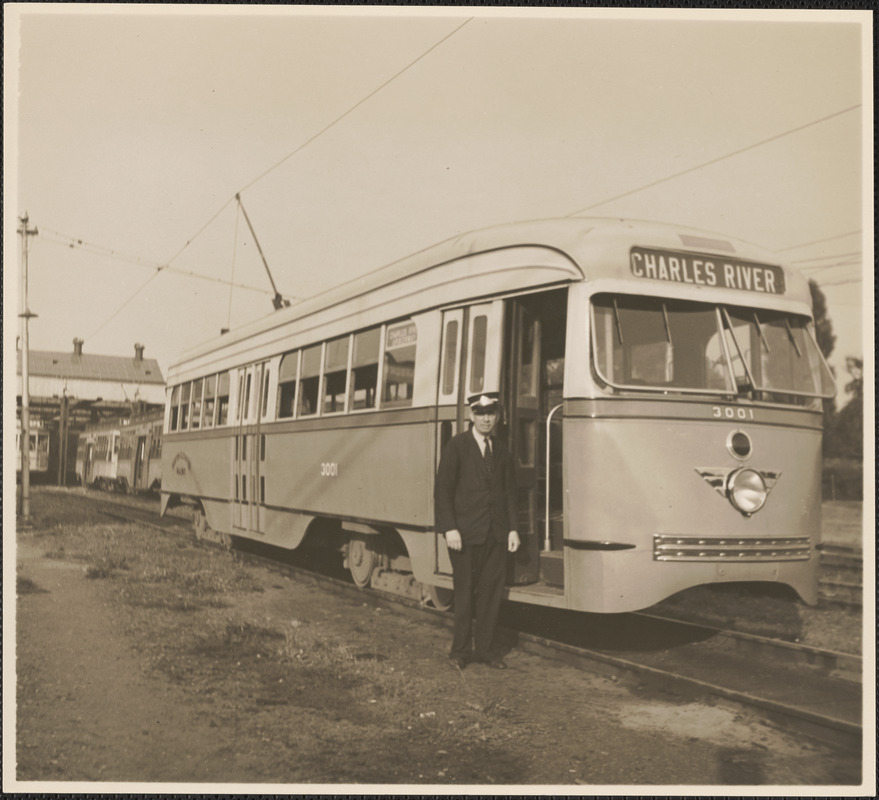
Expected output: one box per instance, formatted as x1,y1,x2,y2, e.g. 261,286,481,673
445,529,463,551
508,530,521,553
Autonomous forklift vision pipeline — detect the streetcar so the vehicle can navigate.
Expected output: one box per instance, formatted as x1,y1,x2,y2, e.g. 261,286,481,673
16,419,50,474
117,410,164,493
76,409,164,493
160,217,836,613
76,418,122,490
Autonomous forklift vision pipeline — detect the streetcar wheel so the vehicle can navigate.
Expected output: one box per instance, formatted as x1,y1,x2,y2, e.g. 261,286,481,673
423,583,453,611
194,511,208,541
347,535,376,588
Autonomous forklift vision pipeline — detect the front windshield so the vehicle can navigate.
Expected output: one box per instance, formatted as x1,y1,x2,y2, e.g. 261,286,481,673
591,293,835,405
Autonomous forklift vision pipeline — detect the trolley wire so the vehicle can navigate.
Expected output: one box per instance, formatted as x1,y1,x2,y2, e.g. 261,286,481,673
238,18,473,196
167,18,473,268
38,230,274,295
775,230,862,252
567,104,861,216
791,251,861,265
814,276,863,288
35,23,474,351
85,270,163,344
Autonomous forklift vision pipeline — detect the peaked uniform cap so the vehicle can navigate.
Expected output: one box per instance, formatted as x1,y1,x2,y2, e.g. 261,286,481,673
468,392,501,409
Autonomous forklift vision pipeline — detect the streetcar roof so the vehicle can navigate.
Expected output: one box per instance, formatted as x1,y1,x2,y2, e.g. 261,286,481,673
171,217,809,370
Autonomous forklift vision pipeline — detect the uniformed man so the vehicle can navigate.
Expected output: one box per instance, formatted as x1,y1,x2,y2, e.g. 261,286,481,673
434,392,520,669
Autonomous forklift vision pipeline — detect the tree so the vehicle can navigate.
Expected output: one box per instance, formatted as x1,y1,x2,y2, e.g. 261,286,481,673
809,279,836,360
833,357,863,459
809,279,837,444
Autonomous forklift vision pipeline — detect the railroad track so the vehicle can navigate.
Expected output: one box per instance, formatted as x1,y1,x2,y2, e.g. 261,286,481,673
817,543,863,609
81,490,862,753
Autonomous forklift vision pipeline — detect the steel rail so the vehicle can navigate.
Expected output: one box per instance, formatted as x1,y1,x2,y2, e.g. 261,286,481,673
83,492,862,753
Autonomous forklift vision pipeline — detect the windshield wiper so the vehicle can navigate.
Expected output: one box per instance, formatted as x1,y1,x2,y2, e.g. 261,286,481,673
612,297,624,345
783,318,803,358
752,312,771,354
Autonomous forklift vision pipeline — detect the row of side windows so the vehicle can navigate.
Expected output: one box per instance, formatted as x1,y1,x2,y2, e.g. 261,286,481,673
170,372,231,432
93,433,118,461
277,320,416,419
118,426,164,460
168,318,418,431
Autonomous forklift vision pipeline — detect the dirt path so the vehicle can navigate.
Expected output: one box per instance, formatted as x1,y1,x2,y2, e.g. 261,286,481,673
12,509,864,790
15,541,252,783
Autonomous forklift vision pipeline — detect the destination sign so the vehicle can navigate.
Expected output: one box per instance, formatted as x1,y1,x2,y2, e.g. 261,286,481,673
386,321,417,349
630,247,785,295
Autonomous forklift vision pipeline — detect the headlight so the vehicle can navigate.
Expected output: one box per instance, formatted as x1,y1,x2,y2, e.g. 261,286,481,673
727,468,767,515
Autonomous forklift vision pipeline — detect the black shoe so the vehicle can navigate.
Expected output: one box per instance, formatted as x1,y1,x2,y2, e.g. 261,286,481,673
450,656,468,670
483,658,507,670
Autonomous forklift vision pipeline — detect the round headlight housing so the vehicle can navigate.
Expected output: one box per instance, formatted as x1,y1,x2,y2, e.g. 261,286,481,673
727,468,767,515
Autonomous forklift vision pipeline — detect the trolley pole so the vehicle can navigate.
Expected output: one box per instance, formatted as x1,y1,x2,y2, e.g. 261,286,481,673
18,213,38,525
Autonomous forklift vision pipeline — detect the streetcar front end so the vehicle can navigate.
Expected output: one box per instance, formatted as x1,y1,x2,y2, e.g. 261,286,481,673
560,245,836,613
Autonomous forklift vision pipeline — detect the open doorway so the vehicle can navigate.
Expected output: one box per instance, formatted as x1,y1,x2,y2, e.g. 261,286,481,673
503,288,567,586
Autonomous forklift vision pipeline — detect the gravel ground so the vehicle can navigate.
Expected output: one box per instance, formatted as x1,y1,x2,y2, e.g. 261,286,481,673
11,489,868,790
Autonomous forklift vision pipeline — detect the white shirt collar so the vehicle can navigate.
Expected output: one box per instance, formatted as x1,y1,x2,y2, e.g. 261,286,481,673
471,426,491,453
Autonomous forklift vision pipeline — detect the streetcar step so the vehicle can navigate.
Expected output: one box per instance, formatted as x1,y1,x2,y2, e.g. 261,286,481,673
540,550,564,587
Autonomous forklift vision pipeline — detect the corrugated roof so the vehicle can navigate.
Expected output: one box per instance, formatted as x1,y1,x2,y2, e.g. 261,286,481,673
17,349,165,384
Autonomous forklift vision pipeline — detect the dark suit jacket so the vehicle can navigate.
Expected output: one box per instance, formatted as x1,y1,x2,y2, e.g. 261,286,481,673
434,428,518,544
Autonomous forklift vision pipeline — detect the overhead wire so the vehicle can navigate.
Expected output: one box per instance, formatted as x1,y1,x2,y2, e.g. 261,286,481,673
78,17,475,348
790,251,861,264
227,202,241,331
38,229,274,295
775,230,862,252
86,270,163,344
566,104,861,216
817,276,863,287
237,18,473,196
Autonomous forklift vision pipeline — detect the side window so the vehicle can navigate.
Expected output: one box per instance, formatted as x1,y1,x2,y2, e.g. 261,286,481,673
150,425,163,458
170,385,181,431
217,372,230,426
261,364,271,419
469,314,487,395
277,351,299,419
180,382,191,430
351,328,380,410
244,373,253,421
202,374,216,428
299,345,321,417
442,319,459,396
236,371,246,423
383,320,417,408
190,378,204,430
323,335,350,414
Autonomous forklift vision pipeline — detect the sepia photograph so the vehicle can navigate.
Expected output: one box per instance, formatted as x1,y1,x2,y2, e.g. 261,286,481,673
5,4,873,795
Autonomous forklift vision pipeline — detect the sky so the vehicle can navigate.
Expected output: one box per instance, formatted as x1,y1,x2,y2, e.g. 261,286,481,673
6,6,872,401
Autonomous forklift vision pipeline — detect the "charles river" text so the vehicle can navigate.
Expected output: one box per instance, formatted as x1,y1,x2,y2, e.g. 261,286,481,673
630,247,785,294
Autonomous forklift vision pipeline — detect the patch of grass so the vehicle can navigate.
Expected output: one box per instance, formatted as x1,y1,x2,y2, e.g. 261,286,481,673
17,576,46,595
192,619,287,660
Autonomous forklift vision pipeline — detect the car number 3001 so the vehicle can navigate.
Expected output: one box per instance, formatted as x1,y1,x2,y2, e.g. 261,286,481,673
712,406,755,420
320,462,339,477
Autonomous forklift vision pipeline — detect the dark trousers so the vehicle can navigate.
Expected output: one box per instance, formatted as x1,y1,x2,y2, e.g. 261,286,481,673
448,534,506,661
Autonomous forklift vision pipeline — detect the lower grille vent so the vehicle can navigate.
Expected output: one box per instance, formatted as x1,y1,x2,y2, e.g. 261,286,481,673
653,534,810,562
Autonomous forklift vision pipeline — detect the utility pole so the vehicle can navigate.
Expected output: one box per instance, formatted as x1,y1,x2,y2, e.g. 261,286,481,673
58,390,70,487
18,213,38,525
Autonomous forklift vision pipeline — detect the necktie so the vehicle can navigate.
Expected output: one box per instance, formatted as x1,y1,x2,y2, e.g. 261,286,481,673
483,436,493,479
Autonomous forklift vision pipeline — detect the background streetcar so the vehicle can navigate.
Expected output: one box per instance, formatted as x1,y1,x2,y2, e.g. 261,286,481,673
16,420,50,474
76,409,164,493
